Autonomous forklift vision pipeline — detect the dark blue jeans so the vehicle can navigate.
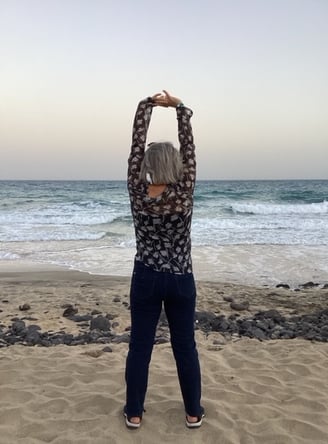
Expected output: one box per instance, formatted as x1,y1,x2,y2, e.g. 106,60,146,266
124,260,202,418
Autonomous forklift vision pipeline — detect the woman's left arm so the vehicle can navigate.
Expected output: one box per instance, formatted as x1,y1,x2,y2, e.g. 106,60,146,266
127,97,155,192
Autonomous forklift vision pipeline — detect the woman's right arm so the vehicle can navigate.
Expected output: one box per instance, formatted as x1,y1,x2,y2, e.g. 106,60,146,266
158,90,196,193
176,105,196,193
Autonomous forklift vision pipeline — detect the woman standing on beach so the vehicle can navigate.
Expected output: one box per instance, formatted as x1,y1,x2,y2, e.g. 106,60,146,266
124,90,204,429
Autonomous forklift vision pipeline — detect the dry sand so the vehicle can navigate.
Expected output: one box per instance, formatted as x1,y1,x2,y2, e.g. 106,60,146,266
0,267,328,444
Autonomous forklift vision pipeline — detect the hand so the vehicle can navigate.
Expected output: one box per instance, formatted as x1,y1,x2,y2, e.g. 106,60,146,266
152,90,182,108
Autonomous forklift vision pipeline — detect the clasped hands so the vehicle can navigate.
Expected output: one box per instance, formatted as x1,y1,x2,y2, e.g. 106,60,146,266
152,90,182,108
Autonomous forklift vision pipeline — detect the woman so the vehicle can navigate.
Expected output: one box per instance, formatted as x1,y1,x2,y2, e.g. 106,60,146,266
124,90,204,429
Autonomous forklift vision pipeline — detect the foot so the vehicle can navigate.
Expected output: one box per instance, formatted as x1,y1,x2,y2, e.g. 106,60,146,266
123,412,142,429
186,415,199,423
129,416,141,425
185,408,205,428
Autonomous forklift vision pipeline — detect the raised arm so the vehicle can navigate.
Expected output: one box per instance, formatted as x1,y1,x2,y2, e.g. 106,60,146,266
157,90,196,192
127,97,155,191
176,105,196,192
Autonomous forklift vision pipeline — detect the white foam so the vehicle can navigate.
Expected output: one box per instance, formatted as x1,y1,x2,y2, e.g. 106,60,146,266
231,200,328,215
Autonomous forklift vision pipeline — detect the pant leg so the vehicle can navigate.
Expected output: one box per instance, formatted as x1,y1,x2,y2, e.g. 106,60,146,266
164,272,202,417
125,261,163,417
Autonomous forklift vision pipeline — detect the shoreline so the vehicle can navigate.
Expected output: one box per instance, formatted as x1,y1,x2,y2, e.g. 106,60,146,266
1,243,328,289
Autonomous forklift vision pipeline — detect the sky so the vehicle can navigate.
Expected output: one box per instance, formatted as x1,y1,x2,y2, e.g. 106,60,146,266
1,0,327,180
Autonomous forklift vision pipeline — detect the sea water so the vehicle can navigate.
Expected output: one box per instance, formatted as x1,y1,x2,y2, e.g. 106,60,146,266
0,180,327,286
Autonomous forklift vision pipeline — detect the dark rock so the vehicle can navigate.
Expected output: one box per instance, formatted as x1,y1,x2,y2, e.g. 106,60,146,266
91,309,102,315
276,284,290,289
279,329,296,339
112,322,119,328
248,327,267,341
211,316,230,332
111,333,130,344
2,300,9,303
25,330,41,345
155,336,169,344
301,281,319,289
223,296,234,302
230,301,249,311
102,346,113,353
113,297,121,303
27,324,41,332
90,316,111,331
63,305,78,317
257,309,285,323
11,320,26,335
70,314,92,322
322,284,328,289
105,314,116,321
195,311,217,326
19,303,31,311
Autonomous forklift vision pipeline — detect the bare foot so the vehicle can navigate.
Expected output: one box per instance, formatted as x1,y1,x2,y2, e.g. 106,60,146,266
129,416,141,424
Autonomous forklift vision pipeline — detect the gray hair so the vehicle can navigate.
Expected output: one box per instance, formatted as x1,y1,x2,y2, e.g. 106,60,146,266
140,142,183,185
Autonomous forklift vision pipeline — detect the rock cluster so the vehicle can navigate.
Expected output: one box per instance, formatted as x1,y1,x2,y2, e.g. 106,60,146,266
195,308,328,342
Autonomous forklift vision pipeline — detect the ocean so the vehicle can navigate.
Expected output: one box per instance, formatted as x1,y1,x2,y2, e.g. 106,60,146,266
1,180,327,287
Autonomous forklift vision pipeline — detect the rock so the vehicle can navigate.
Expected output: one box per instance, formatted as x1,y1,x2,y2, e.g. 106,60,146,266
11,320,26,335
63,305,78,317
276,284,290,289
91,309,102,315
113,297,121,303
90,315,111,332
19,303,31,311
322,284,328,289
155,336,169,345
301,281,319,289
223,296,234,302
211,316,230,332
83,349,104,358
70,314,93,323
248,327,267,341
195,311,217,327
102,346,113,353
230,301,249,311
111,333,130,344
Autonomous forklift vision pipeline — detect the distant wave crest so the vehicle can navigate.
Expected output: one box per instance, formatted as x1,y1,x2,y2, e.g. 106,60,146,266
231,200,328,215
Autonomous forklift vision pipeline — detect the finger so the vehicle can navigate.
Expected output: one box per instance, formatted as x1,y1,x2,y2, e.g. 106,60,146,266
162,90,171,98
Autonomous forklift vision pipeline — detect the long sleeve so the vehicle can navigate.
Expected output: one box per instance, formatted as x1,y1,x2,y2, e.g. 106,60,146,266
176,106,196,193
127,97,154,192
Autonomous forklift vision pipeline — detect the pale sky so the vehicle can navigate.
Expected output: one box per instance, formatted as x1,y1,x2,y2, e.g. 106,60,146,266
1,0,327,180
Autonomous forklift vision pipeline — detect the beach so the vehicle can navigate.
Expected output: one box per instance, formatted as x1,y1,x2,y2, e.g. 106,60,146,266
1,265,328,443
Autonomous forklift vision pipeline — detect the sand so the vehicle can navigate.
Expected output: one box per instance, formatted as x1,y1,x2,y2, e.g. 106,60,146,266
0,266,328,444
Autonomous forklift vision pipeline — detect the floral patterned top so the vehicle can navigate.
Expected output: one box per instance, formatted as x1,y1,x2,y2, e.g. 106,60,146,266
127,97,196,274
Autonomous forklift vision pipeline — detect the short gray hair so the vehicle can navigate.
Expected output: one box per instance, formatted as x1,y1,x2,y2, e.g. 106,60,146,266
140,142,183,185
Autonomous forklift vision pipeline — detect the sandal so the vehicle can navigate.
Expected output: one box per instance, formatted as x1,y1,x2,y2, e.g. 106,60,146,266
185,408,205,428
124,412,142,429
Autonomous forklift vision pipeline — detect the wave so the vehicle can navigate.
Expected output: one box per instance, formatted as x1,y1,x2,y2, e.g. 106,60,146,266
0,251,21,260
231,200,328,215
